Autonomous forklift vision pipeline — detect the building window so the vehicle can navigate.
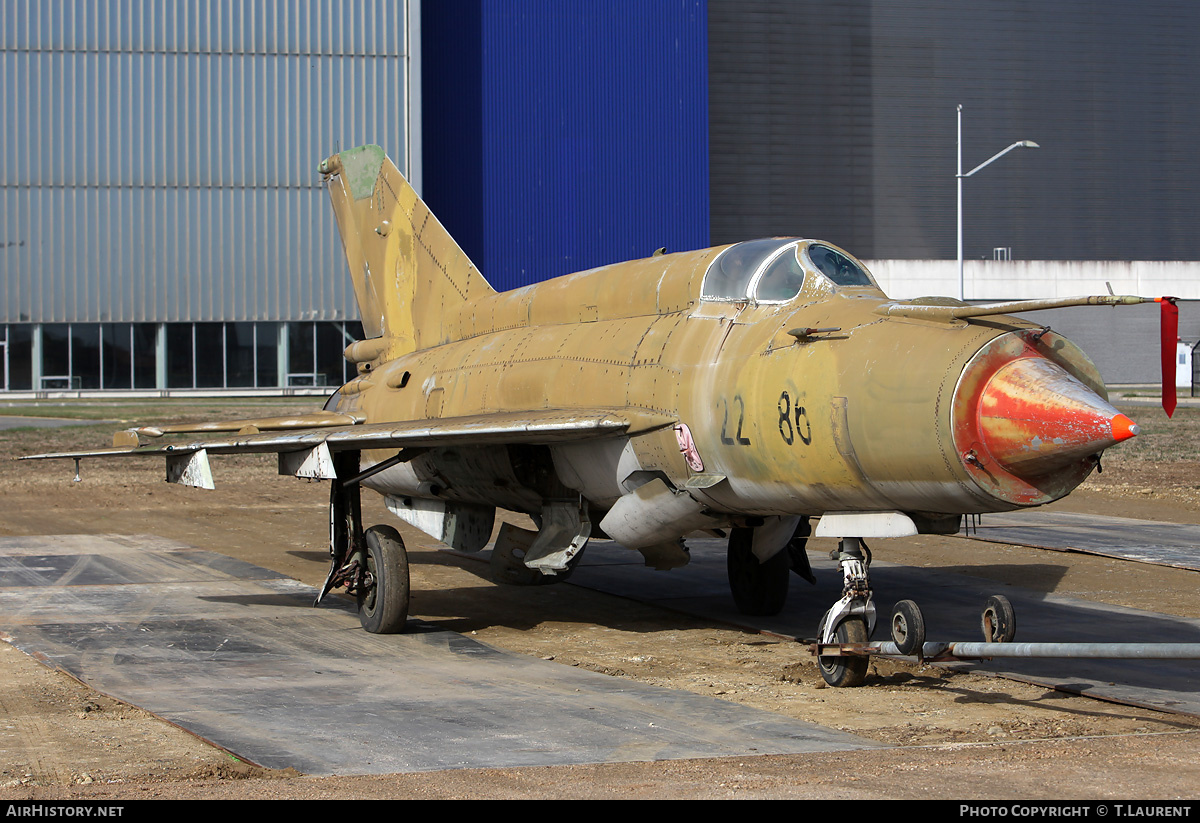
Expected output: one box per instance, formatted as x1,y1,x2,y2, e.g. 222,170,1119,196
167,324,193,389
254,322,279,388
101,324,133,389
288,321,363,387
0,320,361,392
226,323,255,387
73,325,102,390
132,324,158,389
195,323,225,388
3,326,32,390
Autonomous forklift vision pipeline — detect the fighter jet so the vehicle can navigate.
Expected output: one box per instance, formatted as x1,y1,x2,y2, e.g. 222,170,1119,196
23,145,1152,686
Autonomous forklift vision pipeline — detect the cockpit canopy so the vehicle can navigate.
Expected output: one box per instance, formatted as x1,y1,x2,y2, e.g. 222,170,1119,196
700,238,875,303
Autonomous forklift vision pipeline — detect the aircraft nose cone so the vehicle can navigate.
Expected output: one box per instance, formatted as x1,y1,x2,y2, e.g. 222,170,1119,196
976,356,1138,476
1112,413,1140,441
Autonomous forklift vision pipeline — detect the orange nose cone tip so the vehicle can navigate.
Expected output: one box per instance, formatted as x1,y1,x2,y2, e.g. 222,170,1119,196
974,356,1138,476
1111,414,1140,442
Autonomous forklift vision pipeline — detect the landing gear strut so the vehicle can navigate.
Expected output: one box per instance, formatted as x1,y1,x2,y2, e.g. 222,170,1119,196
318,450,410,634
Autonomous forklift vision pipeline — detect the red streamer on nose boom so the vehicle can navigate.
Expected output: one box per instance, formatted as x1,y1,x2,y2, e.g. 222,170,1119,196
1160,297,1179,418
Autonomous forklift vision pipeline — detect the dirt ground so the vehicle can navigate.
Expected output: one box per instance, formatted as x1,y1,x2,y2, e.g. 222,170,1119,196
1,398,1198,799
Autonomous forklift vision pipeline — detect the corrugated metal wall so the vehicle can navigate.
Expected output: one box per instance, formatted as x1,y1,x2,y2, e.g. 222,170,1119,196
423,0,709,291
709,0,1200,263
1,0,416,324
709,1,874,254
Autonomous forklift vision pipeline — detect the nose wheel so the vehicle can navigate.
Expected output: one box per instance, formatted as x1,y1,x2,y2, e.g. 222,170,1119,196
817,614,870,687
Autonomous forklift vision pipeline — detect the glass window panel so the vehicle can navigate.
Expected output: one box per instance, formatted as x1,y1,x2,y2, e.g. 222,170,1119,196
226,323,256,387
754,247,807,302
72,324,101,389
167,324,193,388
255,322,279,388
806,244,874,287
195,323,224,388
102,324,133,389
41,324,71,387
317,322,350,387
289,322,316,385
9,325,32,390
133,324,158,389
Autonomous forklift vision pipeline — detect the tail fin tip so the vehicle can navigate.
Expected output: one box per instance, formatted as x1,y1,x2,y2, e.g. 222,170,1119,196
320,144,387,201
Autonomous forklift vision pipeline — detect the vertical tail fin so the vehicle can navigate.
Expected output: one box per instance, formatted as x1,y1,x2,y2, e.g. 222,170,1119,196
319,145,495,357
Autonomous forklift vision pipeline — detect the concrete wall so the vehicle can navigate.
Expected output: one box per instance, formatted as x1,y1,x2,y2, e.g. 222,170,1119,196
866,259,1200,385
866,259,1200,303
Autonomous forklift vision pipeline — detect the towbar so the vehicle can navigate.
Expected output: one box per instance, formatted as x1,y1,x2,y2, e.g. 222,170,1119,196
813,641,1200,662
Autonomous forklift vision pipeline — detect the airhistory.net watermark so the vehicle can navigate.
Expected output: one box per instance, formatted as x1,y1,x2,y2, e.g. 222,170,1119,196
5,807,123,818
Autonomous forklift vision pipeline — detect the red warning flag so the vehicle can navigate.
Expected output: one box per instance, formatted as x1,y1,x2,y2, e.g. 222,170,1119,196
1160,297,1179,418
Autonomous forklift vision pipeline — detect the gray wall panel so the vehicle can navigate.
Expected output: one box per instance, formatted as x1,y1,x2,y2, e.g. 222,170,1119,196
3,185,358,323
1,0,415,324
709,0,874,254
709,1,1200,263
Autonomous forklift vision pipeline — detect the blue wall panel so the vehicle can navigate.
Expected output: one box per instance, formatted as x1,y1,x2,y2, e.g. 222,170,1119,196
423,1,709,292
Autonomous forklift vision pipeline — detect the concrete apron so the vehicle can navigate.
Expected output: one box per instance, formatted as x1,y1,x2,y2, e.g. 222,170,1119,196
0,534,879,776
567,536,1200,717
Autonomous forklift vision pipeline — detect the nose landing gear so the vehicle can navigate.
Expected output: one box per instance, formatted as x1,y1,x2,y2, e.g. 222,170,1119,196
816,537,876,687
812,593,1029,684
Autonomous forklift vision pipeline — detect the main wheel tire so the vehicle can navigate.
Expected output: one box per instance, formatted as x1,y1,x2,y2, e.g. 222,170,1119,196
358,525,410,634
727,527,790,616
981,594,1016,643
818,617,870,688
890,600,926,656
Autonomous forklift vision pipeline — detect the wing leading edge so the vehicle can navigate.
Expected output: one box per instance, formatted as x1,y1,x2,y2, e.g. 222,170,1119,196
20,408,675,489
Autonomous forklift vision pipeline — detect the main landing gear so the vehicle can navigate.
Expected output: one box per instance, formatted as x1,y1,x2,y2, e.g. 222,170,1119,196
727,517,816,617
727,527,790,615
318,451,410,634
357,525,410,634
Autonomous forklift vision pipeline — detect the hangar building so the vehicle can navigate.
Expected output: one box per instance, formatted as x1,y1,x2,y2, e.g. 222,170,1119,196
4,1,1199,392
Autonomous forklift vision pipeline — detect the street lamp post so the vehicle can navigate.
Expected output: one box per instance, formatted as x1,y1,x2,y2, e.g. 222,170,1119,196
956,104,1039,300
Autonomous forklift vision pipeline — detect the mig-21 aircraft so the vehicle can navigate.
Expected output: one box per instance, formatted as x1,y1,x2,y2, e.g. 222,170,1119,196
24,145,1154,686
